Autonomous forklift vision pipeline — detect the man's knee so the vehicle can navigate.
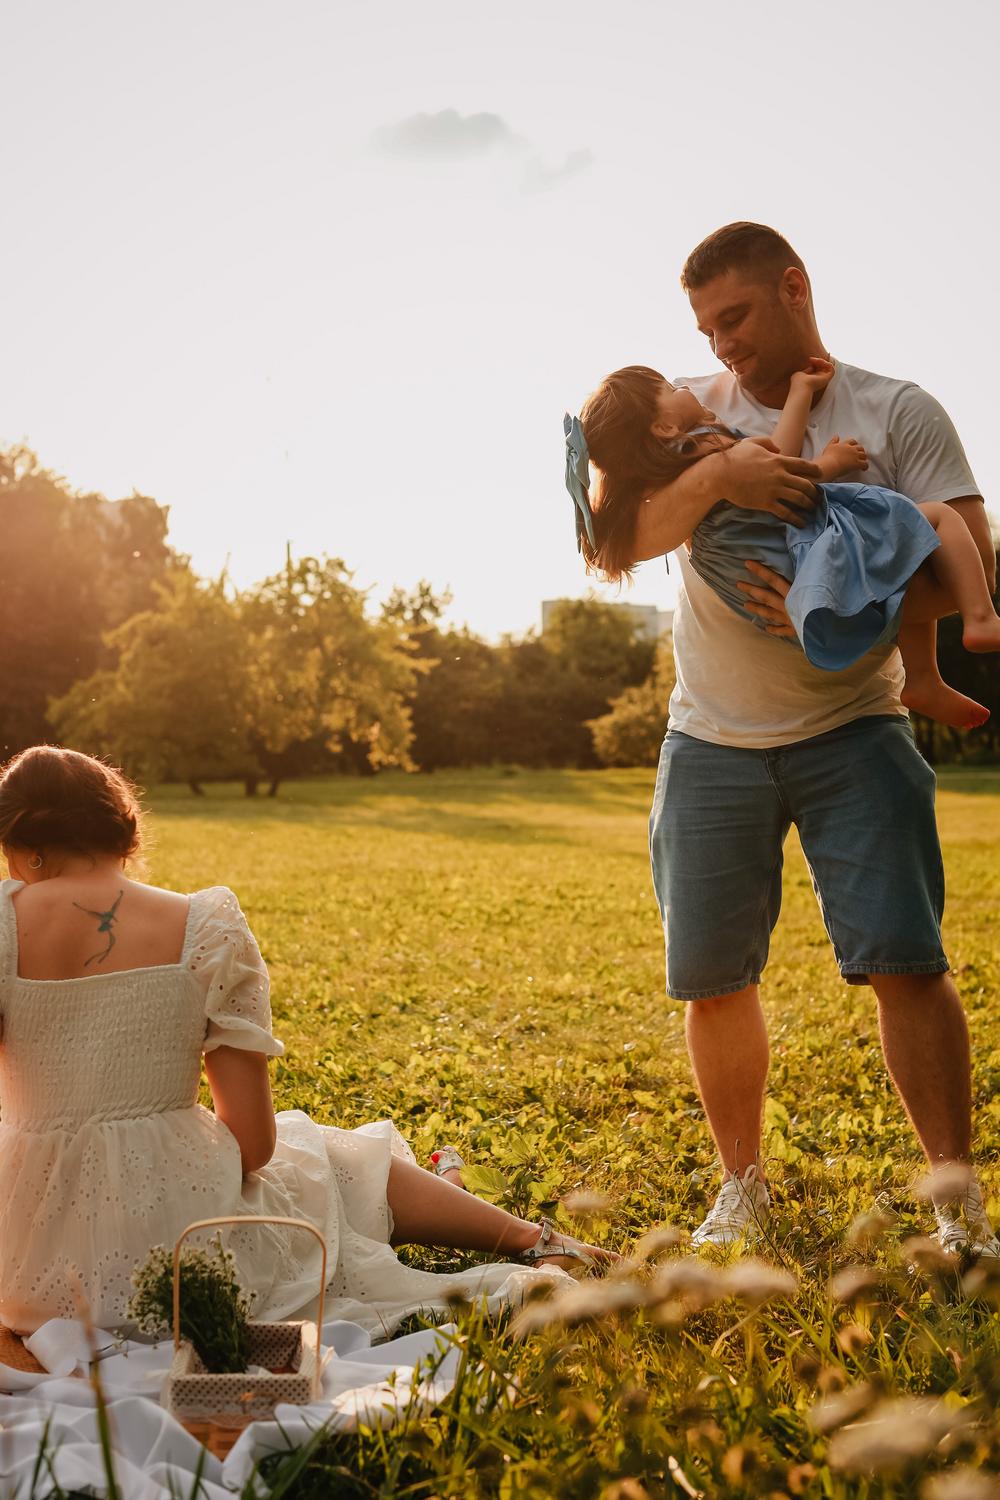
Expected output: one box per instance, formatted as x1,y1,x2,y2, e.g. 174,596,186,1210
686,984,761,1019
869,971,956,1006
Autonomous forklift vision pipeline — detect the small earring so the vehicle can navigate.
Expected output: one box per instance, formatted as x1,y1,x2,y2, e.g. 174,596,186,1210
27,854,43,870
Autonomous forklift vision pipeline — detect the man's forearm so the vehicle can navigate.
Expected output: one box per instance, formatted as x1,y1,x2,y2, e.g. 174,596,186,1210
949,497,996,592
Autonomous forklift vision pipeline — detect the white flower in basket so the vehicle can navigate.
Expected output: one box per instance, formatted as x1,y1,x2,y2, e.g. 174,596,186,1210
163,1215,327,1428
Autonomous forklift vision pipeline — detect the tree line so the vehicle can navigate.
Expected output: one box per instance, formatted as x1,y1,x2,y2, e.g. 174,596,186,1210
1,446,996,791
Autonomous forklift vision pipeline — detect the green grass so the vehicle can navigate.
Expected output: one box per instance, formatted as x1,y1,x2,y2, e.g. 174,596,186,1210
145,766,1000,1498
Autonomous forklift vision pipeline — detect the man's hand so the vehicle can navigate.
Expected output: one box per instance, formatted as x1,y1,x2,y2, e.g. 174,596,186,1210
790,356,836,395
736,561,797,637
723,439,821,527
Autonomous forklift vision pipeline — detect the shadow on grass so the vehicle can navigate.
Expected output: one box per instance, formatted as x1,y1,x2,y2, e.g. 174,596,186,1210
936,767,1000,796
148,768,657,847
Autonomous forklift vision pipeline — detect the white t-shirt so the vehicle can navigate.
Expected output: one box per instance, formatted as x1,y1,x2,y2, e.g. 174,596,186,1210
667,360,983,748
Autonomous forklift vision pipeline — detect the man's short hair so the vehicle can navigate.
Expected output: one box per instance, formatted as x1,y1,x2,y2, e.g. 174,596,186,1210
680,222,806,292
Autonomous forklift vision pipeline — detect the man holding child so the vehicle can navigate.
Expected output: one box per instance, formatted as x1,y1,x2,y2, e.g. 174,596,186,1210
620,223,995,1252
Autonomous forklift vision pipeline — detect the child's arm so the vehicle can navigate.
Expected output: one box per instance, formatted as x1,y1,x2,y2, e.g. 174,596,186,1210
771,358,831,457
770,356,868,483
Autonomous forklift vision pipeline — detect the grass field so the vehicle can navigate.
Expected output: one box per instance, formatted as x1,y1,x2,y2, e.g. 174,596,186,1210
150,766,1000,1498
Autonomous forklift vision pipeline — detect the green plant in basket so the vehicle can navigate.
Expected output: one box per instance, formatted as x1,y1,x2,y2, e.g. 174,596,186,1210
128,1234,255,1374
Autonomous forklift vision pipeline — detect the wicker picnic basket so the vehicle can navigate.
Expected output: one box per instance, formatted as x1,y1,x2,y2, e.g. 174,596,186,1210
163,1215,327,1429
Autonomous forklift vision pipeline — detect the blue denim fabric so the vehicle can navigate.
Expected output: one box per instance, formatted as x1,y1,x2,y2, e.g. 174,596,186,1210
648,715,947,1000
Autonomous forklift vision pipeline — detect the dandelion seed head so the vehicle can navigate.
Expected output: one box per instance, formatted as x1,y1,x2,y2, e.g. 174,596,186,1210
719,1259,798,1307
828,1397,974,1475
828,1265,883,1304
913,1162,973,1205
922,1468,1000,1500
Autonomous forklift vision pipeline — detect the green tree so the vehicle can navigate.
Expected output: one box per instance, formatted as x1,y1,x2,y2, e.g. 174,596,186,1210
0,446,174,755
50,572,257,793
241,555,418,790
589,637,677,767
541,597,655,702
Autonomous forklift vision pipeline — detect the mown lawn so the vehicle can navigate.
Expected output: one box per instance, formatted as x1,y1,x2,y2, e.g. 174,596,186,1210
149,766,1000,1498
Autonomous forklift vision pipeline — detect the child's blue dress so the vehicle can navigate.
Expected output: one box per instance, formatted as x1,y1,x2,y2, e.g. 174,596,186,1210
690,480,940,670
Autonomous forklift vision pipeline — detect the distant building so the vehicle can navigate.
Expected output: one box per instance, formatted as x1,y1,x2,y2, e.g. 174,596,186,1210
541,599,672,640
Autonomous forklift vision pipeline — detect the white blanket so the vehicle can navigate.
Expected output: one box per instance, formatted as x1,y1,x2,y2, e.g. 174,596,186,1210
0,1317,461,1498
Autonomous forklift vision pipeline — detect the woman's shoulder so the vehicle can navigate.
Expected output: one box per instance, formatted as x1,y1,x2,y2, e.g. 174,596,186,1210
186,885,251,935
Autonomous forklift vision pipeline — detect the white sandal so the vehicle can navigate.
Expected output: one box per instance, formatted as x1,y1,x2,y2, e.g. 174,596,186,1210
519,1217,604,1268
430,1146,466,1178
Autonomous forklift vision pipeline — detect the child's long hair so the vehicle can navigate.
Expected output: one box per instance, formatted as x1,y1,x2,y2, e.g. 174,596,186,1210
579,366,732,583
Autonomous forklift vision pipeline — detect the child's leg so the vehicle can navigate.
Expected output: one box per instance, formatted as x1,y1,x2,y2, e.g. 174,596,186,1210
898,619,989,730
905,502,1000,650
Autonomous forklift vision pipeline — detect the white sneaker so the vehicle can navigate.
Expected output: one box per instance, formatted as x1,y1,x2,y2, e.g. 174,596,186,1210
691,1164,770,1249
934,1176,1000,1260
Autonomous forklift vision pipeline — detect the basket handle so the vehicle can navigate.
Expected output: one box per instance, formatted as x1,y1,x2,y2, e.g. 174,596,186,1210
171,1216,328,1365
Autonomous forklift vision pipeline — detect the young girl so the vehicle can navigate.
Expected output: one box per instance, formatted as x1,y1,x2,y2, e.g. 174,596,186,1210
0,746,613,1336
566,361,1000,728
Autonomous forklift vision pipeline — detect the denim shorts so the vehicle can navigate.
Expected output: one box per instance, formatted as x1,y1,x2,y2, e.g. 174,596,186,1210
648,715,947,1000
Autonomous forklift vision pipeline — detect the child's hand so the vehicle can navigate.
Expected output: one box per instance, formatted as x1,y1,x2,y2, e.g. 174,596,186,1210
790,356,836,394
820,435,868,480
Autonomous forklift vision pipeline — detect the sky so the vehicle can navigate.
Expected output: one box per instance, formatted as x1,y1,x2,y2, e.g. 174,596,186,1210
2,0,998,639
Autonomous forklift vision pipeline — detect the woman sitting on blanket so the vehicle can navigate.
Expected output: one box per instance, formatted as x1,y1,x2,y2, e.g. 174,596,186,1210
0,746,614,1337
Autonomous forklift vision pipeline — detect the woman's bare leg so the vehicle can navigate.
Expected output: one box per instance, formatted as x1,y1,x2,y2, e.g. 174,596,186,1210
385,1157,617,1267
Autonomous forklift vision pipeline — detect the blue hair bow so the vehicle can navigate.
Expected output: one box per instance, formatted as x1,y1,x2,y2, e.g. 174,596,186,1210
564,413,596,553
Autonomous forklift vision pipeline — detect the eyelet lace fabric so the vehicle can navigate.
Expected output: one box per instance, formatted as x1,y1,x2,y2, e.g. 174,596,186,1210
0,880,538,1338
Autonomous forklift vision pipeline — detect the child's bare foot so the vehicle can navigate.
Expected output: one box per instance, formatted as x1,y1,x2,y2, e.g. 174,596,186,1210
901,675,990,730
963,616,1000,653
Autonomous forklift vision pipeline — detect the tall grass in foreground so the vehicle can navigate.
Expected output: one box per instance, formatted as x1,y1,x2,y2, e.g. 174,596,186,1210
56,765,996,1496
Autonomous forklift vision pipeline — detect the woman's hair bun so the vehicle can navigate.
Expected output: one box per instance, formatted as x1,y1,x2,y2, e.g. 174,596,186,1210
0,746,143,860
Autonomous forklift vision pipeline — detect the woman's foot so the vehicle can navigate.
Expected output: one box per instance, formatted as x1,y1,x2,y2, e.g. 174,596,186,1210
519,1218,621,1273
901,674,990,730
428,1147,619,1271
429,1147,466,1187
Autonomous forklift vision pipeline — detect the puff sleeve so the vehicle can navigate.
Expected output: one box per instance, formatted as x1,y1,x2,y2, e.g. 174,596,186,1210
188,886,285,1058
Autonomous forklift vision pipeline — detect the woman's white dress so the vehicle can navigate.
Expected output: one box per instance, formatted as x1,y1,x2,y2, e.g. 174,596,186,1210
0,881,543,1336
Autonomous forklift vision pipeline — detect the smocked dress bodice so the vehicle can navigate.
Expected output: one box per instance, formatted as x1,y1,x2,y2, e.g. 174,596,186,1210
0,879,542,1337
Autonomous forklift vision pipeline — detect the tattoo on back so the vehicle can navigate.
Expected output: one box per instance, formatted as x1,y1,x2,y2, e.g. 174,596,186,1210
73,889,124,966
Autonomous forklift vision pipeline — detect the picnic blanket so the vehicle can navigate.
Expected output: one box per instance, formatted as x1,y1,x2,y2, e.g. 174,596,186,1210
0,1317,461,1497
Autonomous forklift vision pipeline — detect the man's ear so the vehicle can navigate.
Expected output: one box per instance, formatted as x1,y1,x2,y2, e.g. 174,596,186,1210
651,418,680,440
781,266,810,311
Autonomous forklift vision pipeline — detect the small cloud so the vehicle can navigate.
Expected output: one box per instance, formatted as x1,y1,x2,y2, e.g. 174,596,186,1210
522,147,594,194
372,108,521,160
371,107,594,193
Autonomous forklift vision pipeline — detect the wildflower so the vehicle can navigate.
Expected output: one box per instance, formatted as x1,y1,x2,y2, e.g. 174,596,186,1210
922,1468,1000,1500
647,1258,727,1312
828,1265,882,1304
961,1255,1000,1300
787,1462,818,1495
632,1225,686,1261
512,1277,644,1335
808,1382,877,1434
600,1482,649,1500
901,1235,957,1274
562,1190,612,1217
836,1322,873,1356
913,1162,973,1205
719,1259,798,1307
845,1209,896,1248
827,1397,975,1475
